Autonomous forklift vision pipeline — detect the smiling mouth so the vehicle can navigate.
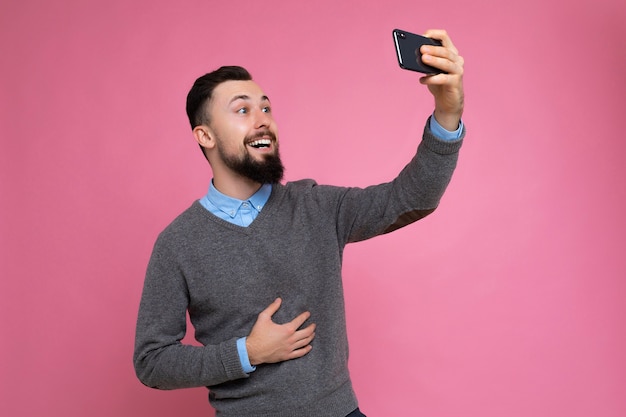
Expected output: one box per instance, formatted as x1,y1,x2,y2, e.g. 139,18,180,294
248,138,272,149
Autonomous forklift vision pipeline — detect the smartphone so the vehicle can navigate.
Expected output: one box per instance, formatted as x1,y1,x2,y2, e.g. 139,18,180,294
392,29,443,74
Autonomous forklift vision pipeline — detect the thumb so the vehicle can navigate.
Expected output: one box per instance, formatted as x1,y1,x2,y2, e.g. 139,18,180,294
259,297,282,320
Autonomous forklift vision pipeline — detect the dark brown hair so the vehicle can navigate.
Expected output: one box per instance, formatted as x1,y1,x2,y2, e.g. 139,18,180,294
185,66,252,129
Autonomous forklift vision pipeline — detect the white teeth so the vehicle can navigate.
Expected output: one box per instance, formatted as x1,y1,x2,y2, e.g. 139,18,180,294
249,139,271,147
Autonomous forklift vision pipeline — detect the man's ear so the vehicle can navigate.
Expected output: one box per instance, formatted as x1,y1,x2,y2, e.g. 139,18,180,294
193,125,215,150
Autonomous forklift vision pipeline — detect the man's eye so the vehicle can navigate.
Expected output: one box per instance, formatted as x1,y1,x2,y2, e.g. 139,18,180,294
237,108,248,114
262,107,271,113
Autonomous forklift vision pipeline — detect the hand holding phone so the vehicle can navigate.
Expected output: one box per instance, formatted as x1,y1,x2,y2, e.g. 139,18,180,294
392,29,443,74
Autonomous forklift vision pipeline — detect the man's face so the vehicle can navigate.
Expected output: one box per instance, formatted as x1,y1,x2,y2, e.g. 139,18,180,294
206,80,283,184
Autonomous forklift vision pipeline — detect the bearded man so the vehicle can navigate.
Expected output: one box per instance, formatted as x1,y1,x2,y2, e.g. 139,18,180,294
134,29,465,417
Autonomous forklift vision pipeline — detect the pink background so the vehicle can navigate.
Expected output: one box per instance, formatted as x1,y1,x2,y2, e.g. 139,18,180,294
1,0,625,416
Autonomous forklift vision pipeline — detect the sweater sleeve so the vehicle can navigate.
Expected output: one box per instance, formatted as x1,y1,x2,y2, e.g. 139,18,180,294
133,235,249,389
336,117,464,244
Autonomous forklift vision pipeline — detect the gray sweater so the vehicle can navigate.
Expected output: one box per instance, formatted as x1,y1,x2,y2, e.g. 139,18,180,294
134,122,464,416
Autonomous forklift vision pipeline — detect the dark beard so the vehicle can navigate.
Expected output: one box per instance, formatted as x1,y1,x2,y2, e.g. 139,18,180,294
218,141,285,184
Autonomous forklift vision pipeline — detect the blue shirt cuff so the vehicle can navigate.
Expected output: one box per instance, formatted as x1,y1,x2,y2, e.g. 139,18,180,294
429,113,463,141
237,337,256,373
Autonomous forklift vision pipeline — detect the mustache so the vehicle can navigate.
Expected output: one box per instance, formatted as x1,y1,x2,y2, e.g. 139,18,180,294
245,130,277,143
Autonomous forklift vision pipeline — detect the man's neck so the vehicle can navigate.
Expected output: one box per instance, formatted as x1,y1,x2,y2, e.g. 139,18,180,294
212,175,263,201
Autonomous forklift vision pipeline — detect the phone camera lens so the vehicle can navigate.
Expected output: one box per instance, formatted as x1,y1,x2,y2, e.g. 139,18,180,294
399,33,406,39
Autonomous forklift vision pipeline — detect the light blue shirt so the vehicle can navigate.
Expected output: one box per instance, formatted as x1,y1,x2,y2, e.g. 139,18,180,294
199,115,463,373
429,114,463,141
200,182,272,226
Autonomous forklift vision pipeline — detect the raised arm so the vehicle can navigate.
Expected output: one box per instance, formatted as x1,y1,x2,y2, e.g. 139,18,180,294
419,29,465,131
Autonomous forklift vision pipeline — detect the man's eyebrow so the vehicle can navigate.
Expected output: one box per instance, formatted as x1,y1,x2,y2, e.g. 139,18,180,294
229,95,271,104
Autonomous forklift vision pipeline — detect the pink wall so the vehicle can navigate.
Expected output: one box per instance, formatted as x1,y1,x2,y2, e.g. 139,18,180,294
1,0,625,416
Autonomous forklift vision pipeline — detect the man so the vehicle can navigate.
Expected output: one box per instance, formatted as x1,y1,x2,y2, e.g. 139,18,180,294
134,29,465,417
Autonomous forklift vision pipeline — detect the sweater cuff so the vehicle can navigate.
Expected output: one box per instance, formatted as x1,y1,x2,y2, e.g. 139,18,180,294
219,337,250,380
422,116,465,155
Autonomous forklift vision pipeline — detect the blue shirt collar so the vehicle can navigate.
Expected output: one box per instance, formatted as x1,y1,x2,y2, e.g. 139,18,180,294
207,181,272,218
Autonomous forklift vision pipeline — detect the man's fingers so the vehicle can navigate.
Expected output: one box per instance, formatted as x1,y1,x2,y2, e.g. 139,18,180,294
423,29,457,52
294,322,316,340
287,310,312,330
419,29,462,80
258,297,282,320
420,44,463,72
257,299,313,334
287,328,316,358
287,344,313,360
292,328,316,349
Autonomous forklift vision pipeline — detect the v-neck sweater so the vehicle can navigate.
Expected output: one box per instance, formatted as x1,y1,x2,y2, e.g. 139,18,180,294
134,121,464,417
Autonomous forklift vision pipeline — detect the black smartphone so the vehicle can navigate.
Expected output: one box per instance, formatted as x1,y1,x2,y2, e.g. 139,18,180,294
392,29,443,74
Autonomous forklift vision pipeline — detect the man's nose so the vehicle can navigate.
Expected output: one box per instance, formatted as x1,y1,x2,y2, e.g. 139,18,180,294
254,109,271,129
